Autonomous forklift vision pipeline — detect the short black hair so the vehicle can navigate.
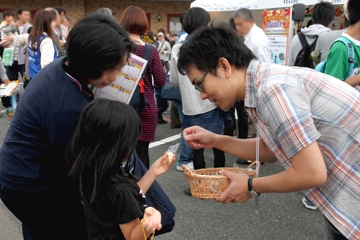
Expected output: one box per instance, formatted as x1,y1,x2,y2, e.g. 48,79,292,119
178,23,256,76
311,1,335,27
17,8,29,17
66,14,134,80
182,7,211,35
347,0,360,25
229,17,236,30
54,6,66,15
3,10,15,19
234,8,253,21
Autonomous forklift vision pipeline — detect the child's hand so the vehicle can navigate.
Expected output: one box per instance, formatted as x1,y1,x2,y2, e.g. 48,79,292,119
143,207,162,233
149,154,176,177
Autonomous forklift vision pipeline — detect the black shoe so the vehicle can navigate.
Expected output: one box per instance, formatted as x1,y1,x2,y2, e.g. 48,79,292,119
184,187,192,196
235,158,252,165
157,119,167,124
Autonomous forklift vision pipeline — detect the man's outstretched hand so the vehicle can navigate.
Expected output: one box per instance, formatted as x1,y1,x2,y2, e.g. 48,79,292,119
183,126,217,149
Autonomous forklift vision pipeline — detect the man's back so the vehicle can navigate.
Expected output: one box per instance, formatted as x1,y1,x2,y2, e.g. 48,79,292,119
315,29,346,62
244,24,271,63
288,25,331,66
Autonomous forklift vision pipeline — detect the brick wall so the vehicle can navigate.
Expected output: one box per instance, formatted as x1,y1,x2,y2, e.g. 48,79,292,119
1,0,190,33
85,0,190,33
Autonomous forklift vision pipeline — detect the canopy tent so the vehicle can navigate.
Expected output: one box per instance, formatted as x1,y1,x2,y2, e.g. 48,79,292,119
190,0,335,11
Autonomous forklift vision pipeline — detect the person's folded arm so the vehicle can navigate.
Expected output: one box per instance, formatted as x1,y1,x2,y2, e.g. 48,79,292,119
345,74,360,87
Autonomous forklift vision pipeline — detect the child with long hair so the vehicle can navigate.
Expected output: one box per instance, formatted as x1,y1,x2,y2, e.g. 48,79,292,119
69,99,175,240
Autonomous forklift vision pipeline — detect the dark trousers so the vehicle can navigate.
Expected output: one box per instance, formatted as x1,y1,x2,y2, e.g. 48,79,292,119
324,217,347,240
136,140,150,169
223,107,236,136
0,184,87,240
193,148,225,169
1,62,25,108
235,101,248,139
156,94,169,120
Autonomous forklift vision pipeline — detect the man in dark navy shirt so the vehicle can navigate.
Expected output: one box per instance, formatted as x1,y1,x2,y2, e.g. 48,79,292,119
0,14,133,240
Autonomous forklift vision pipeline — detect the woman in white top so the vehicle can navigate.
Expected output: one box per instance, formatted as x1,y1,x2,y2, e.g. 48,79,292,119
4,10,58,81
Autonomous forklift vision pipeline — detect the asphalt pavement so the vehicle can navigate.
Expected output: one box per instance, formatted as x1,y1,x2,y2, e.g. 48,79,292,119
0,105,325,240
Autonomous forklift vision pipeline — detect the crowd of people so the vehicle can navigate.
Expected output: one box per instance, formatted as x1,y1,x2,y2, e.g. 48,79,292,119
0,0,359,239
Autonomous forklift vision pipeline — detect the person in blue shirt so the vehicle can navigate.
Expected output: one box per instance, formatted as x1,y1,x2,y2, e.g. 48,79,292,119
0,14,133,240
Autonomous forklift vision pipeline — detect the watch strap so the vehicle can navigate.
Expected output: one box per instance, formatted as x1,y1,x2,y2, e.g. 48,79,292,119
248,177,253,192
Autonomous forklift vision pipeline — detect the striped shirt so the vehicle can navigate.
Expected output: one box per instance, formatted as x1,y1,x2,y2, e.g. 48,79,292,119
245,60,360,239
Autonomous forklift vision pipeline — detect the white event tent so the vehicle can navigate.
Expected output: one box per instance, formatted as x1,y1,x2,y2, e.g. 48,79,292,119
191,0,337,11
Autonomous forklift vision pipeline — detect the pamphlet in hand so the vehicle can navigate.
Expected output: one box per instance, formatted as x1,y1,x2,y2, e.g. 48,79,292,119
0,80,19,97
95,53,148,104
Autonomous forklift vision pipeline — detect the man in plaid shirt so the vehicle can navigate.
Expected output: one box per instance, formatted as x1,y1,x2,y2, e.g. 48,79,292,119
178,24,360,240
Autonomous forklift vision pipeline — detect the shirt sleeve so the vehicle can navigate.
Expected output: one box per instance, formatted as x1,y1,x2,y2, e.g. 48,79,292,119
40,38,55,69
288,35,299,67
13,34,29,47
324,42,348,81
253,42,271,63
169,47,179,86
258,85,321,159
110,184,145,225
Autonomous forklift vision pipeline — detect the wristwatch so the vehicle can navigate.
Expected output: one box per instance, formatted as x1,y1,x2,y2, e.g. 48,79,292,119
248,177,260,197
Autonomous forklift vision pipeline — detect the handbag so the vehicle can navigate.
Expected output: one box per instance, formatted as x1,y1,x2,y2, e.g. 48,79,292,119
161,74,181,102
2,48,13,66
128,153,176,236
129,43,152,113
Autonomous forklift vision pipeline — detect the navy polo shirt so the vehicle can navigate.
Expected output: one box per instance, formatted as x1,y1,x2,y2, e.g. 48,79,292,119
0,58,93,192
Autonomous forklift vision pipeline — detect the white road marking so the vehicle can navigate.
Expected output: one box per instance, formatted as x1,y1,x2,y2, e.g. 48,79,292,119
149,134,181,148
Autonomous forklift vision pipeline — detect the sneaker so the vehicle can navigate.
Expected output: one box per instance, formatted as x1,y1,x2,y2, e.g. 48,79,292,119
235,158,252,165
0,110,5,117
176,162,194,172
157,119,167,124
302,196,317,210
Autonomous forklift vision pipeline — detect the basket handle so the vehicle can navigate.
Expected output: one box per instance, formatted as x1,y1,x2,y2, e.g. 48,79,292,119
245,161,261,171
182,164,194,175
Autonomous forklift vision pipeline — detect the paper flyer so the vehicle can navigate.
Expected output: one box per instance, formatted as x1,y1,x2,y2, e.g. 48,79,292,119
0,80,19,97
95,53,148,104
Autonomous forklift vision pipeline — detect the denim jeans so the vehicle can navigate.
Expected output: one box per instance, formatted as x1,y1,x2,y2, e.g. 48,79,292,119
324,217,347,240
174,102,193,166
0,184,87,240
155,94,169,119
182,108,226,169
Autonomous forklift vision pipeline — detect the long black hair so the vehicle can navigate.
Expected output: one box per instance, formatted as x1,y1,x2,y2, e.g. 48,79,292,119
69,99,142,203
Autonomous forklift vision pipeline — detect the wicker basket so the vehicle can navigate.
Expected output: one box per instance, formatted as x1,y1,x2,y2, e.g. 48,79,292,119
182,161,259,199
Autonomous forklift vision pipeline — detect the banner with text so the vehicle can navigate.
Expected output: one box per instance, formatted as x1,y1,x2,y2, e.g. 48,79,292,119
262,8,291,65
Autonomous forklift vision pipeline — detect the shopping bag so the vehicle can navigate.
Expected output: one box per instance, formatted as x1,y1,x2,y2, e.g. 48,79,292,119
161,74,181,102
2,48,13,66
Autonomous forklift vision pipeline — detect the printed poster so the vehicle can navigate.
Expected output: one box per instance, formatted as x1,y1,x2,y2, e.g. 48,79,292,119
262,8,291,65
95,53,147,104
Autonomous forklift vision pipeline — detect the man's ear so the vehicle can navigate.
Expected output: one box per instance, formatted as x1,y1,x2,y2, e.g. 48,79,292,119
218,57,232,78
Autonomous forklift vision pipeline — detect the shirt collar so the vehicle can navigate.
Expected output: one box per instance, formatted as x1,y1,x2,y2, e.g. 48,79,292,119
61,58,94,102
244,60,261,108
